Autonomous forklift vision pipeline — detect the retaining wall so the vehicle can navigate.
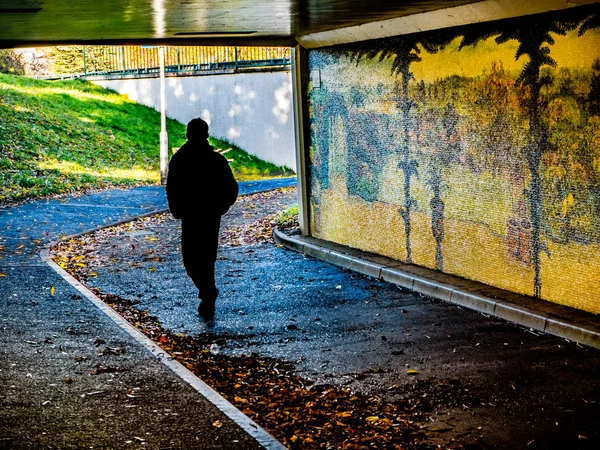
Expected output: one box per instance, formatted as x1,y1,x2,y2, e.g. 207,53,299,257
94,71,295,170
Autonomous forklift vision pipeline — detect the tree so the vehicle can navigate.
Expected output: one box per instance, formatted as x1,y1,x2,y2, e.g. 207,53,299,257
49,46,119,75
0,50,25,75
48,47,85,74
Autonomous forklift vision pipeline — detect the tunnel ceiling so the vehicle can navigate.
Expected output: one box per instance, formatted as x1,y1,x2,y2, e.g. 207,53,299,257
0,0,480,47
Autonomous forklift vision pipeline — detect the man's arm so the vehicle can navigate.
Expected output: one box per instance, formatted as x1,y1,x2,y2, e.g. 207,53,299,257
217,154,239,215
165,154,183,219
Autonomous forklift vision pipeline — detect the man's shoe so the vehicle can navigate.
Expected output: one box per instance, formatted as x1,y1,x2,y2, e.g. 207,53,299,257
198,301,215,320
198,288,219,302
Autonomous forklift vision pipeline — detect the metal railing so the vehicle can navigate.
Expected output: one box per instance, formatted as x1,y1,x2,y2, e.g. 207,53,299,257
44,45,291,80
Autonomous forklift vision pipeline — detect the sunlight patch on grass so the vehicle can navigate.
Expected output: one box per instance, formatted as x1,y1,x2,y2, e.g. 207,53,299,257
38,159,159,182
0,81,123,104
12,105,31,113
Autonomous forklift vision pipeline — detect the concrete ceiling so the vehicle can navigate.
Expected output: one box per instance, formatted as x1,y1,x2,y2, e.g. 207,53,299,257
0,0,480,48
1,1,597,49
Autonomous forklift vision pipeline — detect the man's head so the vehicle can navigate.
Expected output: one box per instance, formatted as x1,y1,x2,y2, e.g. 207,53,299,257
186,118,209,142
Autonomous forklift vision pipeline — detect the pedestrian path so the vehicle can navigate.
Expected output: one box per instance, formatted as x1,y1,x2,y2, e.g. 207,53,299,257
0,178,296,264
0,179,294,449
59,187,600,449
274,228,600,349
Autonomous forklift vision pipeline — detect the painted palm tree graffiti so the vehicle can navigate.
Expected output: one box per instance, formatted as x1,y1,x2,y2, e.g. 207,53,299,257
459,7,595,297
351,33,457,264
351,38,420,263
306,4,600,314
417,102,461,271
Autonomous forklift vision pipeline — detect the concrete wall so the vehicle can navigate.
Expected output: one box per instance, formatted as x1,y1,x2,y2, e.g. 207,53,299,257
94,71,296,170
306,4,600,315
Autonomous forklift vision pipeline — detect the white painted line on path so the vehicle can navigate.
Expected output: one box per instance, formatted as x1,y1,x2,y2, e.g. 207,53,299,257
40,246,287,450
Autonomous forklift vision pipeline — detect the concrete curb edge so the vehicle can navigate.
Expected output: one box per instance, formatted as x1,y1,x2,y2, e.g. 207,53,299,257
274,228,600,350
40,250,286,449
39,201,289,450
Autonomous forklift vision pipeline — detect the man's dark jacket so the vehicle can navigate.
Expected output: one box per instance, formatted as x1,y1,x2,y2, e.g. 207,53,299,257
166,140,238,220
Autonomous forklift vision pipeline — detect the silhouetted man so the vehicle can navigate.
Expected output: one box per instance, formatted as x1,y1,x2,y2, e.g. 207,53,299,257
166,118,238,318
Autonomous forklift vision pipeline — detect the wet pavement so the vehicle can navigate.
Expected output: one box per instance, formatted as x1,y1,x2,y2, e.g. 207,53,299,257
65,188,600,449
0,179,295,450
0,178,296,263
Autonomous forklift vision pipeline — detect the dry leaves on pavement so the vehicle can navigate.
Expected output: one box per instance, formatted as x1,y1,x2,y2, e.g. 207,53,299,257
50,187,469,449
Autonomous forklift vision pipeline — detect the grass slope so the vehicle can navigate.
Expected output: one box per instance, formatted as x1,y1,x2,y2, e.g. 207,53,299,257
0,74,293,205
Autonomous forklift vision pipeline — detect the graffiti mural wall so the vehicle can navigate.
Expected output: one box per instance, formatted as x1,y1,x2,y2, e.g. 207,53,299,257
306,5,600,314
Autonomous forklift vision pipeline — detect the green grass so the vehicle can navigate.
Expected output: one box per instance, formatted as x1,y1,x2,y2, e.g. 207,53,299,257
208,137,294,182
0,74,294,205
275,203,299,227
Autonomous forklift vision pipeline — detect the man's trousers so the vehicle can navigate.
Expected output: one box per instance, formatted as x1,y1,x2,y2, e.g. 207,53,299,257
180,216,221,302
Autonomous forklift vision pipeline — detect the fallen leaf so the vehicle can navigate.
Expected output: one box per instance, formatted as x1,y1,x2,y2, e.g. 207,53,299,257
90,364,122,375
212,420,223,428
98,346,126,356
81,391,105,397
50,286,55,296
406,369,419,375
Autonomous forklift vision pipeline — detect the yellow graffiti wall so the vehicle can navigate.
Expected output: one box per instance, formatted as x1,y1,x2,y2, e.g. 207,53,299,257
307,5,600,314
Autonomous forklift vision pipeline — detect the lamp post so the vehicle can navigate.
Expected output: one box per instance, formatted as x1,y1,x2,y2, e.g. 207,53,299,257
159,46,168,184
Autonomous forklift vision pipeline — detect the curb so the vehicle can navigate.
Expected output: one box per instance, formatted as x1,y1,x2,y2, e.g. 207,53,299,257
274,228,600,350
47,208,170,248
41,249,285,450
39,200,290,450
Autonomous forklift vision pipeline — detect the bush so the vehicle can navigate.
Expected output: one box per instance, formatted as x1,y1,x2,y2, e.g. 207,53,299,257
276,204,299,228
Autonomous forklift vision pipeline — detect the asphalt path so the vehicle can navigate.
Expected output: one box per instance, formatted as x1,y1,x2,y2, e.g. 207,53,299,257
0,178,295,450
77,188,600,450
3,178,600,449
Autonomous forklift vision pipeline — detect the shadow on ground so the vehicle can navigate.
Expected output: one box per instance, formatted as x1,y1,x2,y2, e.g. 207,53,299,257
52,188,600,449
